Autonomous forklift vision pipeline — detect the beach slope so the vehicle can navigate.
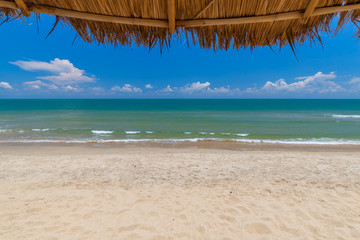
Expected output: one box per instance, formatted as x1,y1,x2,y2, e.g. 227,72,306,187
1,145,360,239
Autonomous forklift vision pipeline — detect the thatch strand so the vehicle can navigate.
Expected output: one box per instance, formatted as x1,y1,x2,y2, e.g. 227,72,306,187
303,0,320,19
193,0,216,19
14,0,30,16
0,0,360,50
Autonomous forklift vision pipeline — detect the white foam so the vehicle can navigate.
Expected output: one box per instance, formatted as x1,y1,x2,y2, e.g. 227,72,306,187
209,133,215,135
184,132,192,134
0,129,9,133
145,131,154,134
93,138,220,143
32,128,52,132
221,133,231,135
199,132,207,135
236,133,249,137
125,131,140,134
231,137,360,145
92,130,114,134
331,114,360,119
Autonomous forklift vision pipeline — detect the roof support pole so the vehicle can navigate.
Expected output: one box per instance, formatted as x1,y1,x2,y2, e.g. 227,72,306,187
168,0,176,33
303,0,320,19
14,0,30,17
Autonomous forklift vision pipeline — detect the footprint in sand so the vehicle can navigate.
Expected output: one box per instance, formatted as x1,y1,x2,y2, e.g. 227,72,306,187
236,206,251,214
225,208,239,215
245,223,272,234
316,164,332,172
218,214,236,223
118,224,140,233
349,165,360,174
197,226,205,233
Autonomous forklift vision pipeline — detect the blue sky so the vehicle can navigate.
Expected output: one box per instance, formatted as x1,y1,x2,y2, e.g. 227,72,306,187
0,14,360,98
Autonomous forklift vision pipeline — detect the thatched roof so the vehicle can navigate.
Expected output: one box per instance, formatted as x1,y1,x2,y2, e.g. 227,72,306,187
1,0,360,50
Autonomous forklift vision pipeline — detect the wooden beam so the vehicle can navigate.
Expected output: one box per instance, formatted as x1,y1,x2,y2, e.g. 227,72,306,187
177,3,360,27
1,0,360,29
14,0,30,17
303,0,320,19
0,0,168,28
193,0,215,19
168,0,176,33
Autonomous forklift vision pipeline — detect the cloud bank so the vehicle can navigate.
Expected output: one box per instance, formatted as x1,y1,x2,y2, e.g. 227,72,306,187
7,61,360,98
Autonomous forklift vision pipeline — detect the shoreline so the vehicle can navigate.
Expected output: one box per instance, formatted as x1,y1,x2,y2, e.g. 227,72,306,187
1,140,360,152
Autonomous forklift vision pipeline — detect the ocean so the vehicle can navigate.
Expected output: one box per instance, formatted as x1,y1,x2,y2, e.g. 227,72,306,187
0,99,359,145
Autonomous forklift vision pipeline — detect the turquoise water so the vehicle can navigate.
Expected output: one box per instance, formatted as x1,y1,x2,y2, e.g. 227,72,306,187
0,99,360,145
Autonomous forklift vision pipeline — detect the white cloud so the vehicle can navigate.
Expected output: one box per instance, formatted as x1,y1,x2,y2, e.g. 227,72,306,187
209,86,241,95
23,80,58,90
262,72,343,94
145,84,153,89
157,82,239,96
245,87,259,94
90,87,106,95
0,82,13,89
180,81,210,93
91,87,104,92
63,85,81,92
159,85,176,93
262,79,287,91
348,77,360,92
10,58,96,85
349,77,360,85
209,86,231,94
214,87,231,93
111,84,142,93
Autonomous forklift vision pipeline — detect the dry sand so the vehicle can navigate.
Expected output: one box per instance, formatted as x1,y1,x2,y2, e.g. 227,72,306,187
0,144,360,240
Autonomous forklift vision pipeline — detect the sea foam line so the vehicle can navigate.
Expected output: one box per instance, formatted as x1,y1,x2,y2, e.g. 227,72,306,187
92,130,114,134
32,128,53,132
125,131,140,134
235,133,249,137
1,137,360,145
331,114,360,119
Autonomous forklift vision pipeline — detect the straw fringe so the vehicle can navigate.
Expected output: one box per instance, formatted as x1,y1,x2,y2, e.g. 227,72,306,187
1,0,360,50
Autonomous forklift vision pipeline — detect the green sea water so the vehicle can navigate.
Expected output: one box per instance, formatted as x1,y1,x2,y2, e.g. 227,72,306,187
0,99,359,145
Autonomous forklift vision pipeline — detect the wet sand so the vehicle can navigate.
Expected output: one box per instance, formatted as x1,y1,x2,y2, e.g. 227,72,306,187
0,145,360,239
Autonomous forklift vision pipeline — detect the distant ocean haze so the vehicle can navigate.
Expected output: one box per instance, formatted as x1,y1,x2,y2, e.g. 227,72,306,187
0,99,359,145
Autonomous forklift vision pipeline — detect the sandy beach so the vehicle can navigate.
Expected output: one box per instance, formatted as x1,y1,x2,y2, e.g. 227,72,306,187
0,144,360,239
